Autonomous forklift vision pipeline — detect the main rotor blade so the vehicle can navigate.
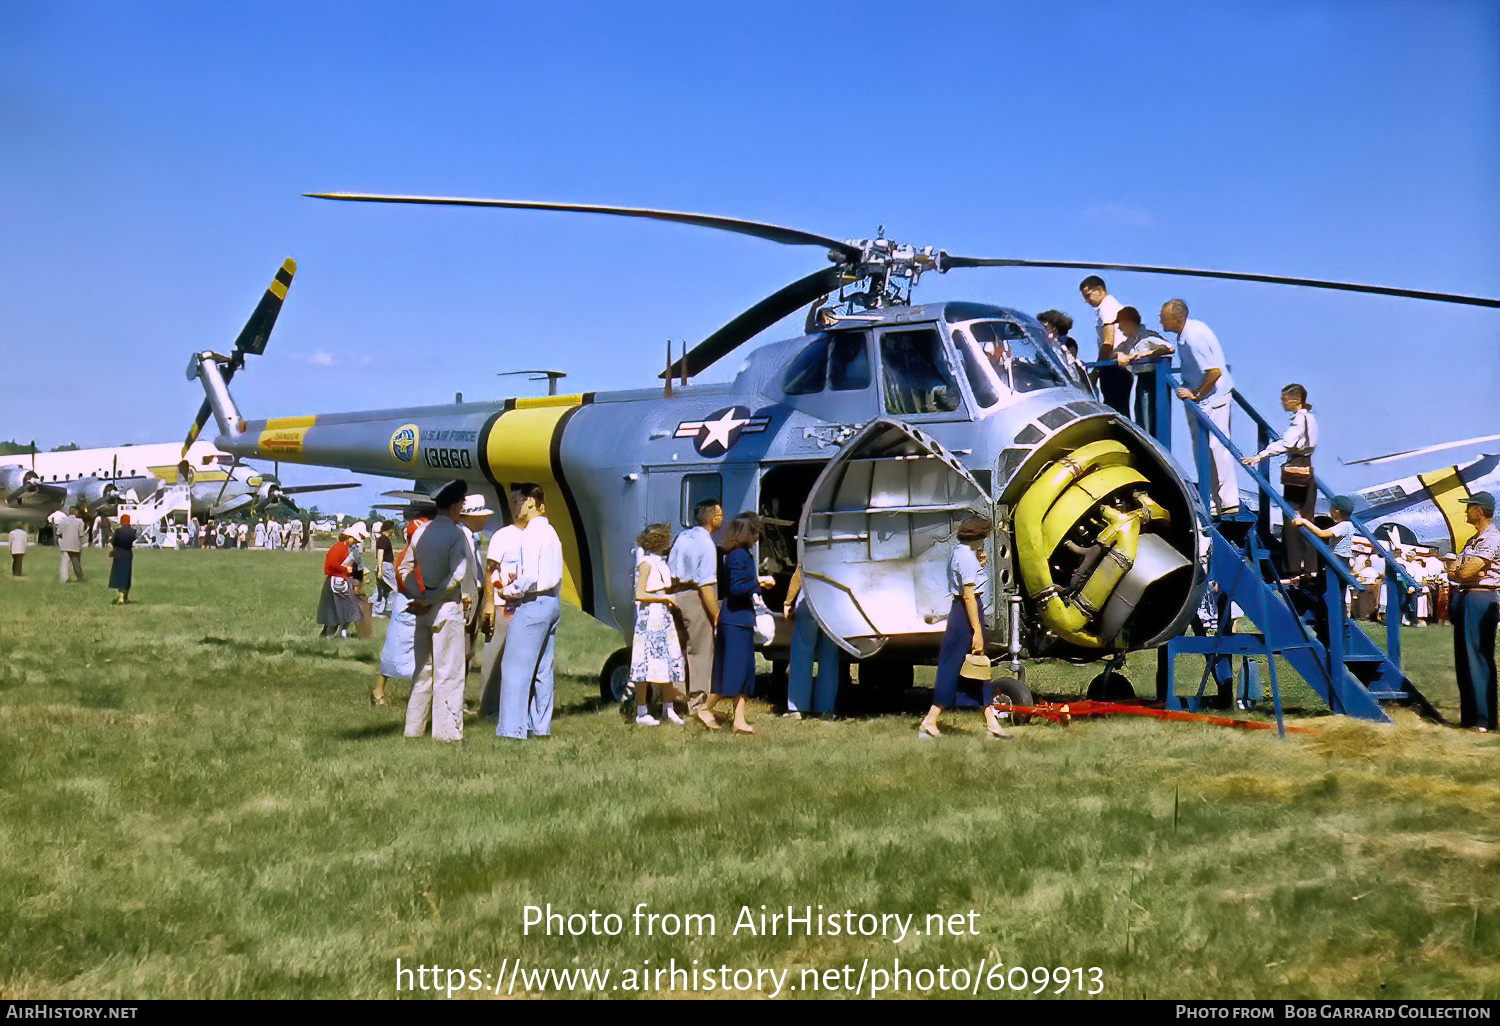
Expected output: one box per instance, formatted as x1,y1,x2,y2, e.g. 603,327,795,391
305,193,862,262
938,254,1500,308
667,265,846,379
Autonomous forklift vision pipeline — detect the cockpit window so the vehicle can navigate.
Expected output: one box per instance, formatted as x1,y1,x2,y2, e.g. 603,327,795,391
954,330,1002,408
960,320,1067,395
828,332,870,391
782,336,830,395
783,332,870,395
879,328,963,415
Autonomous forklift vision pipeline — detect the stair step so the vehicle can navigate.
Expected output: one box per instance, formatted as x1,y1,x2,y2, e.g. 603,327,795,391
1367,691,1407,700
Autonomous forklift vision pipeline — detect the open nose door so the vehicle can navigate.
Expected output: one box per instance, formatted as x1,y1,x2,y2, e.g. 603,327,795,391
797,418,994,657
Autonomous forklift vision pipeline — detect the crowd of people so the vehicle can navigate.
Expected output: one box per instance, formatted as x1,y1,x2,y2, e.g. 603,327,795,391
350,480,1015,745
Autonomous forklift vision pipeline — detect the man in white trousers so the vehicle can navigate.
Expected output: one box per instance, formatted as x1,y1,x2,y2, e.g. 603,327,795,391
403,480,473,743
1163,298,1239,517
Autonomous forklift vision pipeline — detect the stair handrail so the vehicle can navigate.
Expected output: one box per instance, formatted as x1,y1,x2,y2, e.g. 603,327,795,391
1227,386,1419,595
1169,372,1362,592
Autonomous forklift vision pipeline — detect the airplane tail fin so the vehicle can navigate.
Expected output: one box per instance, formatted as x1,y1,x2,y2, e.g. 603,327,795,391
183,258,297,455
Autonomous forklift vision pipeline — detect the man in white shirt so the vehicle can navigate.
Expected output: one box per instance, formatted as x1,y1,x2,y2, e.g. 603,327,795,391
497,482,565,740
8,525,27,576
477,517,525,718
667,499,723,710
403,480,473,742
1162,298,1238,516
1080,276,1132,417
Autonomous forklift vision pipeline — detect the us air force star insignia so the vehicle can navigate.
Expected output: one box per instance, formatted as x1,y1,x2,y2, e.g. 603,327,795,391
674,406,771,457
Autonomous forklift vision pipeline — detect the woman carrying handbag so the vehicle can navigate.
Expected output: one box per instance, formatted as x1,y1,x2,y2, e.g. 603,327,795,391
1243,384,1319,582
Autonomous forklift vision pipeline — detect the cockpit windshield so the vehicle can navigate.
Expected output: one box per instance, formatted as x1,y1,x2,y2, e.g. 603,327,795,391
879,328,963,415
952,319,1067,406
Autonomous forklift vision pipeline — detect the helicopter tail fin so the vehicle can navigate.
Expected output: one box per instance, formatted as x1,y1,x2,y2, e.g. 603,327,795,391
182,258,297,455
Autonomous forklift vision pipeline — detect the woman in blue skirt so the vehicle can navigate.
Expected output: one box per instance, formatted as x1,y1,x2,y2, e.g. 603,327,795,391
920,515,1010,740
701,512,766,735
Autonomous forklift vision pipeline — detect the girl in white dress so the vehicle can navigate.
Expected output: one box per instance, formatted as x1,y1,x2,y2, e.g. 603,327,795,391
629,523,685,725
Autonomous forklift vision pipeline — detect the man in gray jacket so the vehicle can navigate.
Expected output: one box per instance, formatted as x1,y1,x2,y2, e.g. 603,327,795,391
403,480,473,743
58,507,87,583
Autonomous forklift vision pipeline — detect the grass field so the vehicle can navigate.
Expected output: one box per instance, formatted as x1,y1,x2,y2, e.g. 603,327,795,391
1,548,1496,1000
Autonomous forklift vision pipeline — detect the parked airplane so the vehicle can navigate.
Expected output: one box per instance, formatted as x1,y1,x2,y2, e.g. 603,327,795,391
1346,447,1500,553
0,441,358,526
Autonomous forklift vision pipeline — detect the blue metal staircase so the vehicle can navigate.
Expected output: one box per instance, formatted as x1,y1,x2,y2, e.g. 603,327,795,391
1125,364,1442,730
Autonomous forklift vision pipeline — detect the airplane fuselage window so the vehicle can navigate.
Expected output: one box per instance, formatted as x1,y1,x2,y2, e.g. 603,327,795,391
879,328,963,416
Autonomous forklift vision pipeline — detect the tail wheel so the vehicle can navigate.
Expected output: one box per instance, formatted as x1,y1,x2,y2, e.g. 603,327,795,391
991,677,1033,725
1086,670,1136,702
599,648,633,705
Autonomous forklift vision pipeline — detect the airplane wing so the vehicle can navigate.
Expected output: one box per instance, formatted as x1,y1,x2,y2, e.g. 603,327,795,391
1342,433,1500,466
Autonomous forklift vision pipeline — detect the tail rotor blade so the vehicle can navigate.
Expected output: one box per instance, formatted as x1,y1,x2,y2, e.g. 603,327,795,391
233,258,297,361
183,258,297,456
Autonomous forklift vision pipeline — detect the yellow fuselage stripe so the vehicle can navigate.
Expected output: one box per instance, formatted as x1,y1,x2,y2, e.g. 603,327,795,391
512,394,586,410
264,415,317,429
485,403,585,609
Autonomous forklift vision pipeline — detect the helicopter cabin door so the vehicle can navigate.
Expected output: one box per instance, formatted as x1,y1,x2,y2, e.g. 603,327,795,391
797,418,994,657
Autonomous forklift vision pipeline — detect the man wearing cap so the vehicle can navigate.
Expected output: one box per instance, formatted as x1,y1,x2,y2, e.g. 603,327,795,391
497,482,564,740
1293,495,1360,648
1448,491,1498,733
403,481,473,742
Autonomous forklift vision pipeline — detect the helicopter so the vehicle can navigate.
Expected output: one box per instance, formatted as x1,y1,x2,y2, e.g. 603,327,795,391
181,195,1500,703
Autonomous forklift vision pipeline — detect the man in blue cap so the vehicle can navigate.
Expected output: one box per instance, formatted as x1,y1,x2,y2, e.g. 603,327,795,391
1448,491,1497,733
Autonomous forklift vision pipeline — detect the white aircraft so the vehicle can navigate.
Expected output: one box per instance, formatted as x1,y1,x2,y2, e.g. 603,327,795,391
1344,441,1500,553
0,441,358,526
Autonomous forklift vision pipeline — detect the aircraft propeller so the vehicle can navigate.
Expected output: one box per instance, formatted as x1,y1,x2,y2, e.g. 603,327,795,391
305,192,1500,377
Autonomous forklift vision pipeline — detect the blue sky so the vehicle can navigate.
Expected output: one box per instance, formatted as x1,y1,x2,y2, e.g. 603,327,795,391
2,0,1496,516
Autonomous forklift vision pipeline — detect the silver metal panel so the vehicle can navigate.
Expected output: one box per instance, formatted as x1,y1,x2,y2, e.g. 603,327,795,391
832,461,872,512
868,511,911,562
869,459,910,508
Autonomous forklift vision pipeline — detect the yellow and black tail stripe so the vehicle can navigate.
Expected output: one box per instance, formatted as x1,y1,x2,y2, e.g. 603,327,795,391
477,394,597,613
1419,465,1478,550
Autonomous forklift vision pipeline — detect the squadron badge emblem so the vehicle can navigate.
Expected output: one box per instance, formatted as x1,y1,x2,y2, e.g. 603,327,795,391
674,406,771,458
390,424,419,464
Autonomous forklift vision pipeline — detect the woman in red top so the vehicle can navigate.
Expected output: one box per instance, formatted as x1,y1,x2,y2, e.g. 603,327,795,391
317,523,368,638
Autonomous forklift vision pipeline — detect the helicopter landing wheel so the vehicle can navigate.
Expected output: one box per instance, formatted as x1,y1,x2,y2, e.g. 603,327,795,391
1086,670,1136,702
599,648,633,705
990,677,1033,726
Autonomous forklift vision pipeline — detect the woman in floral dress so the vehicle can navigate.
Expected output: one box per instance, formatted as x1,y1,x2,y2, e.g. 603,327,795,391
629,523,685,726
